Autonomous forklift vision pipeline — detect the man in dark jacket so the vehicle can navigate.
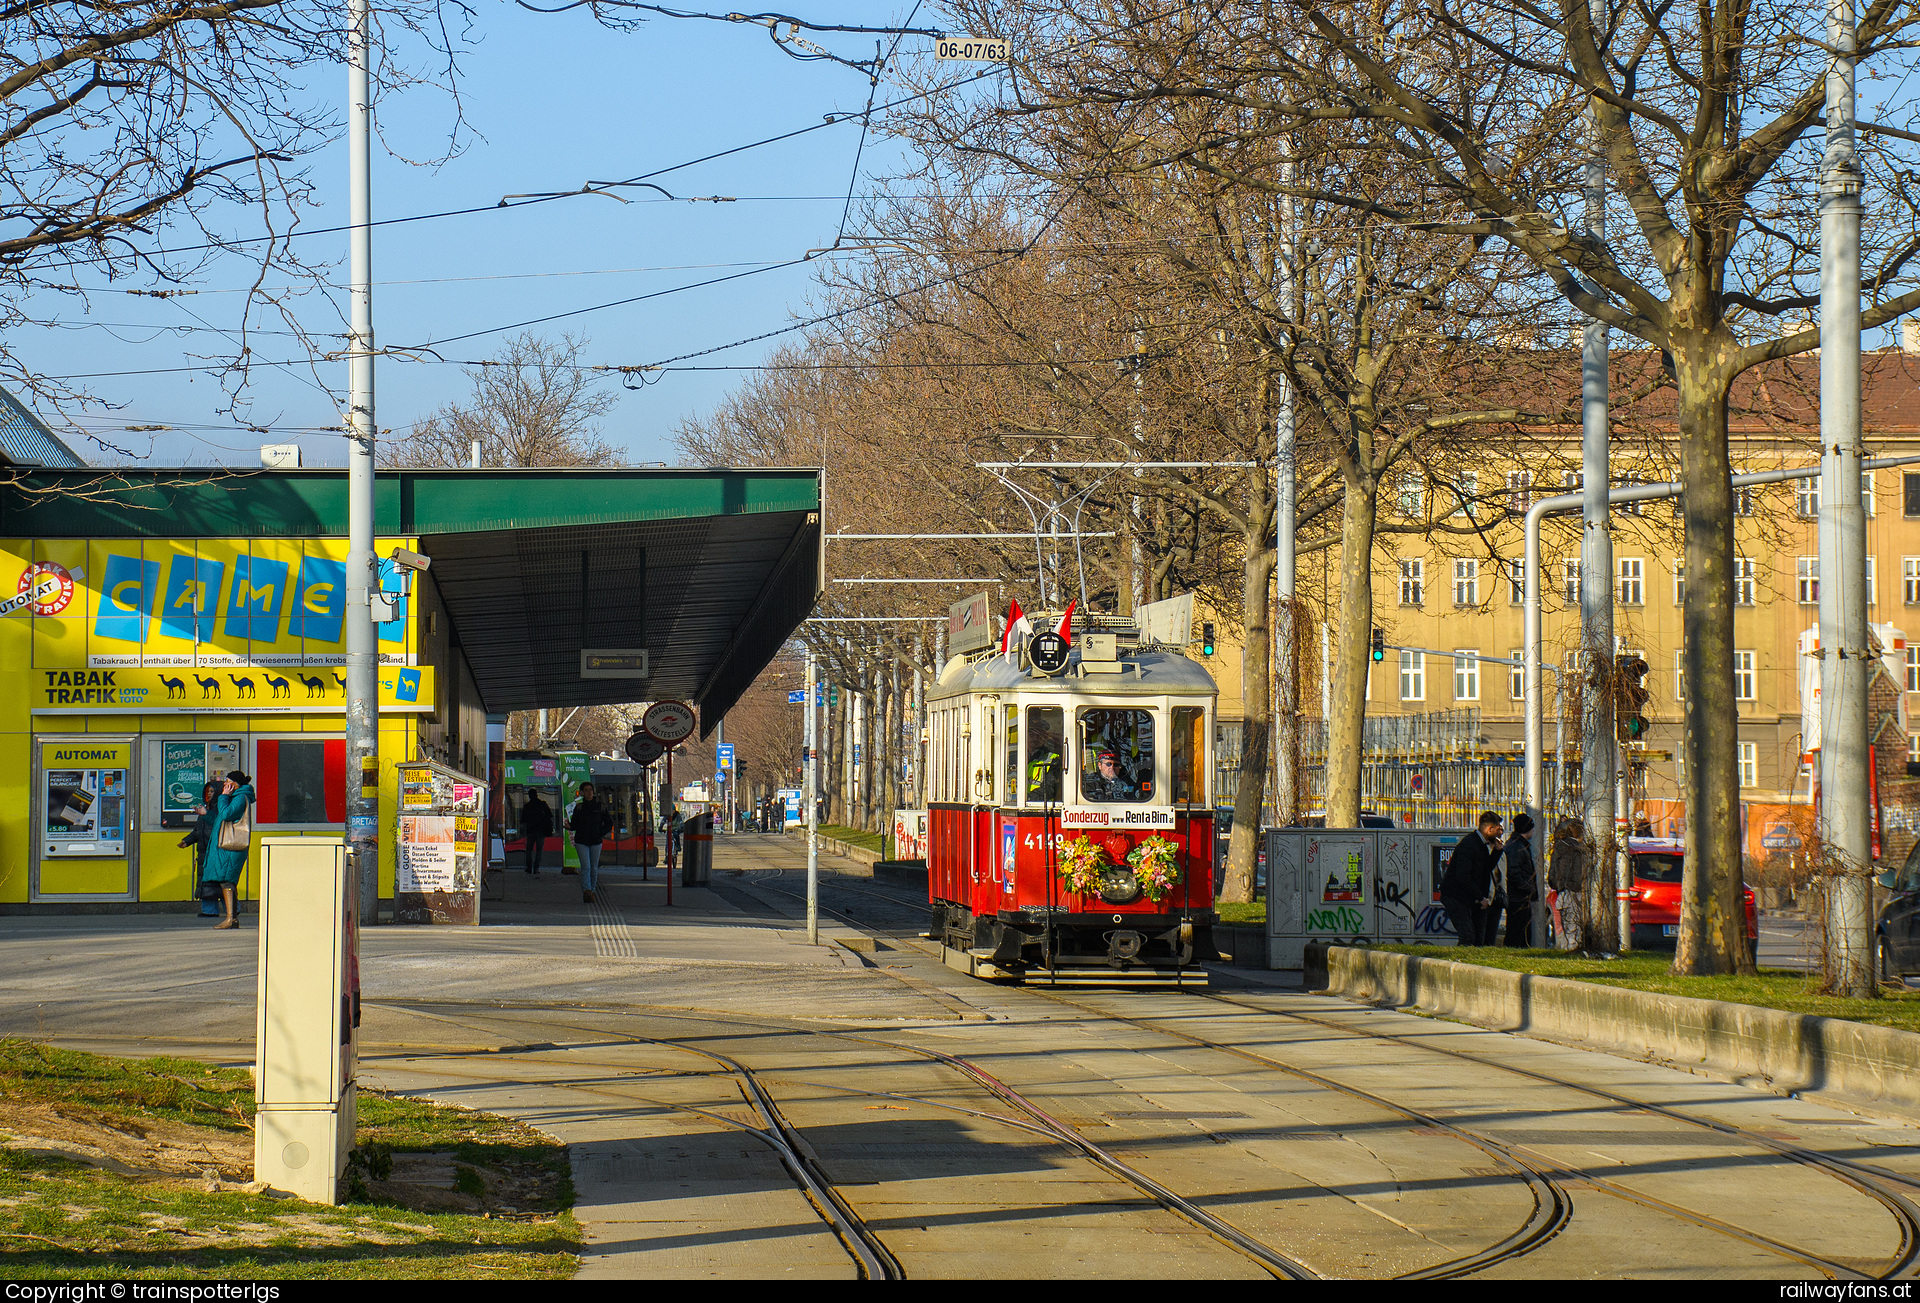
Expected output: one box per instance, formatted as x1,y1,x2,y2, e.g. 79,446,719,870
1440,811,1504,945
569,782,612,903
1502,813,1538,947
521,791,553,875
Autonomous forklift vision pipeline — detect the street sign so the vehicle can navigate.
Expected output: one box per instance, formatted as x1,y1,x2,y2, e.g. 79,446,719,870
787,690,806,703
580,649,650,679
717,744,734,770
934,36,1008,60
948,590,995,654
643,700,696,743
625,732,665,766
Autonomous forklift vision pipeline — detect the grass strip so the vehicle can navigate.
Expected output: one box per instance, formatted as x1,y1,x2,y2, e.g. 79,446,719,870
1375,945,1920,1034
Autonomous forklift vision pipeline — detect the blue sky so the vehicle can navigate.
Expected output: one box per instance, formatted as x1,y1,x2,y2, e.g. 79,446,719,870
26,0,931,467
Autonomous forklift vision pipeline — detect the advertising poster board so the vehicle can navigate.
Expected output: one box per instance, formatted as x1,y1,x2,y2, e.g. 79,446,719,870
40,739,130,856
393,757,486,925
158,738,240,828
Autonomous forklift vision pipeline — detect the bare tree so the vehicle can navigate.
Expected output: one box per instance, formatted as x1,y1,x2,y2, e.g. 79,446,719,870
383,333,621,468
0,0,467,432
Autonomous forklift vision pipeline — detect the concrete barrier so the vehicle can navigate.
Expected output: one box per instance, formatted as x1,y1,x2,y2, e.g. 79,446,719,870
816,836,882,869
1312,943,1920,1113
873,859,927,887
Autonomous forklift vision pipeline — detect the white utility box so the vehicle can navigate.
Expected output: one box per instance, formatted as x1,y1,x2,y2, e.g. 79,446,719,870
1265,826,1473,969
254,837,359,1203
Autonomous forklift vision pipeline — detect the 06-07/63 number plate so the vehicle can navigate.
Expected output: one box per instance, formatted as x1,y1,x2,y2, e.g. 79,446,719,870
935,37,1008,60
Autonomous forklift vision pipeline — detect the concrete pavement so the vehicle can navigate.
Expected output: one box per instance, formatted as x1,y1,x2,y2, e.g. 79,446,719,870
10,833,1920,1278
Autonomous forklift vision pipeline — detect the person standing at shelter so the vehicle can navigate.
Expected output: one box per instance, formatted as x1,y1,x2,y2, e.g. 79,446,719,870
1440,811,1503,945
570,781,612,904
200,770,255,931
1549,818,1588,947
521,790,553,876
1502,813,1538,947
175,780,222,918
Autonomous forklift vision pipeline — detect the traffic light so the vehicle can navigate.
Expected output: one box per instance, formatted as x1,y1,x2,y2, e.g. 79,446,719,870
1371,628,1386,662
1201,622,1216,656
1617,653,1651,741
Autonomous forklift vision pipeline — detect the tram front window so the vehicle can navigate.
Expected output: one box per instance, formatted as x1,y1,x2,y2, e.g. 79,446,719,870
1078,708,1154,802
1172,705,1206,804
1025,706,1063,803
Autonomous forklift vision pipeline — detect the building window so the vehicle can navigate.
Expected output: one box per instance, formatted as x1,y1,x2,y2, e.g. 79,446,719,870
1394,474,1425,518
1868,555,1878,606
1562,471,1579,492
1454,650,1480,701
1907,646,1920,693
1617,557,1644,605
1562,559,1581,605
1797,557,1820,604
1400,650,1426,702
1673,560,1685,606
1863,471,1876,517
1453,558,1478,605
1509,648,1525,700
1906,473,1920,517
1738,741,1758,788
1400,558,1424,605
1798,481,1819,518
1910,734,1920,763
1734,557,1755,606
1615,476,1644,515
1452,472,1478,518
1507,558,1525,605
1675,649,1687,702
1734,485,1754,516
1508,470,1533,513
1904,558,1920,604
253,738,347,827
1734,650,1756,701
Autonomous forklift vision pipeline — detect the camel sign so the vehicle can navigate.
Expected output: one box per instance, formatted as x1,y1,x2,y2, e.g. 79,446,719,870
29,665,433,714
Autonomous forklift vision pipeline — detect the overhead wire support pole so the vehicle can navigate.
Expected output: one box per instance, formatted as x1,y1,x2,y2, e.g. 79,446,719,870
344,0,380,927
805,646,819,945
1821,0,1873,995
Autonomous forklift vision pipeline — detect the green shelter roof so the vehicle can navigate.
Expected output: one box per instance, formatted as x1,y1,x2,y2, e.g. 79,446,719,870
0,466,822,730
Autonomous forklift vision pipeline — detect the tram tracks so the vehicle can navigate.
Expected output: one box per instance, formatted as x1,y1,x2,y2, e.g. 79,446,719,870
726,865,1920,1277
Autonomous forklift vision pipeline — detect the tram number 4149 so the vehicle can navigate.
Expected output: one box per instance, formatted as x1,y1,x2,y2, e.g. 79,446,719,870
935,36,1009,60
1021,831,1063,849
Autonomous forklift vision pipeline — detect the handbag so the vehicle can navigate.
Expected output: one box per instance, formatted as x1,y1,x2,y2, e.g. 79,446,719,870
218,807,251,852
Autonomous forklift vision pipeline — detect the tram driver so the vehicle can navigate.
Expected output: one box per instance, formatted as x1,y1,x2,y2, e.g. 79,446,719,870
1082,749,1140,802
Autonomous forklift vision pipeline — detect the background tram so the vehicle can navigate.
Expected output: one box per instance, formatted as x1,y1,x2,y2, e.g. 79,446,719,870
925,622,1219,984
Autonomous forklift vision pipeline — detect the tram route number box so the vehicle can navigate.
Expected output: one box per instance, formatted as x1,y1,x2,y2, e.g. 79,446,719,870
1265,827,1472,970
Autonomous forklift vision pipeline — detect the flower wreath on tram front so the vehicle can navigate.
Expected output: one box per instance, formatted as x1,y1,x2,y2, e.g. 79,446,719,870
1057,835,1111,896
1125,834,1183,902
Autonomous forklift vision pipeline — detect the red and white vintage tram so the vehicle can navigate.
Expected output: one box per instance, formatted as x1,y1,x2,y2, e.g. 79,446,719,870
925,622,1220,984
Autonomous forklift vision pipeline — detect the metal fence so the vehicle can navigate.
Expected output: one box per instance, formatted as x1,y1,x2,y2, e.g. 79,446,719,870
1300,708,1485,760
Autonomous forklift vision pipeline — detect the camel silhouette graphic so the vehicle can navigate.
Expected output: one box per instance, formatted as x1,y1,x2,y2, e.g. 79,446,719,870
296,673,327,698
332,672,346,690
264,674,291,699
193,674,221,698
160,675,186,699
228,674,256,699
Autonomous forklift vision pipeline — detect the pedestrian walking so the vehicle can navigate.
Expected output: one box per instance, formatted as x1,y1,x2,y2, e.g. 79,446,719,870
1440,811,1504,945
1502,813,1539,947
569,780,612,903
1549,818,1588,947
521,790,553,875
175,780,222,918
200,770,254,930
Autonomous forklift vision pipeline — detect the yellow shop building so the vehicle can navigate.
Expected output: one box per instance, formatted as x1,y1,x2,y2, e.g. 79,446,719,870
0,453,823,913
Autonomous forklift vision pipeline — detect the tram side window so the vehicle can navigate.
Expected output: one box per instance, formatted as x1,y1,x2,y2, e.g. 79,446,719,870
1005,706,1019,808
1172,706,1206,805
1025,706,1064,803
929,711,944,803
1078,708,1155,803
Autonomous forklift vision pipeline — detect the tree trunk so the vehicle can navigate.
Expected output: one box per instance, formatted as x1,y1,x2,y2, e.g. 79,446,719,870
1325,481,1377,827
1673,348,1755,975
1219,507,1278,904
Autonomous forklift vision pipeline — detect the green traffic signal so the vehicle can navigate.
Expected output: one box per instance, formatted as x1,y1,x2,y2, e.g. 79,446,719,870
1201,621,1216,656
1370,628,1386,662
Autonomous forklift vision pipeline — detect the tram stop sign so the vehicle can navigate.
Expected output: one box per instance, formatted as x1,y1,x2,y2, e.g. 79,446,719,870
625,732,665,766
1028,630,1070,676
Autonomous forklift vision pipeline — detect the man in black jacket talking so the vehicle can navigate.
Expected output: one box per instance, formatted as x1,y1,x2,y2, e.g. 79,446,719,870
1440,811,1505,945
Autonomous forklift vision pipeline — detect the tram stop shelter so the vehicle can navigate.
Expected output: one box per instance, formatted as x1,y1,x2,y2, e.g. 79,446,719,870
0,465,821,912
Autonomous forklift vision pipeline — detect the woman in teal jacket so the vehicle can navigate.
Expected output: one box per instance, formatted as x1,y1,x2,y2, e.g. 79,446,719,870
201,770,255,930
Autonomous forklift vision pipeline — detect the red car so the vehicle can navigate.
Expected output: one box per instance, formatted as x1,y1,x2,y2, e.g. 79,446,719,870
1624,837,1758,961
